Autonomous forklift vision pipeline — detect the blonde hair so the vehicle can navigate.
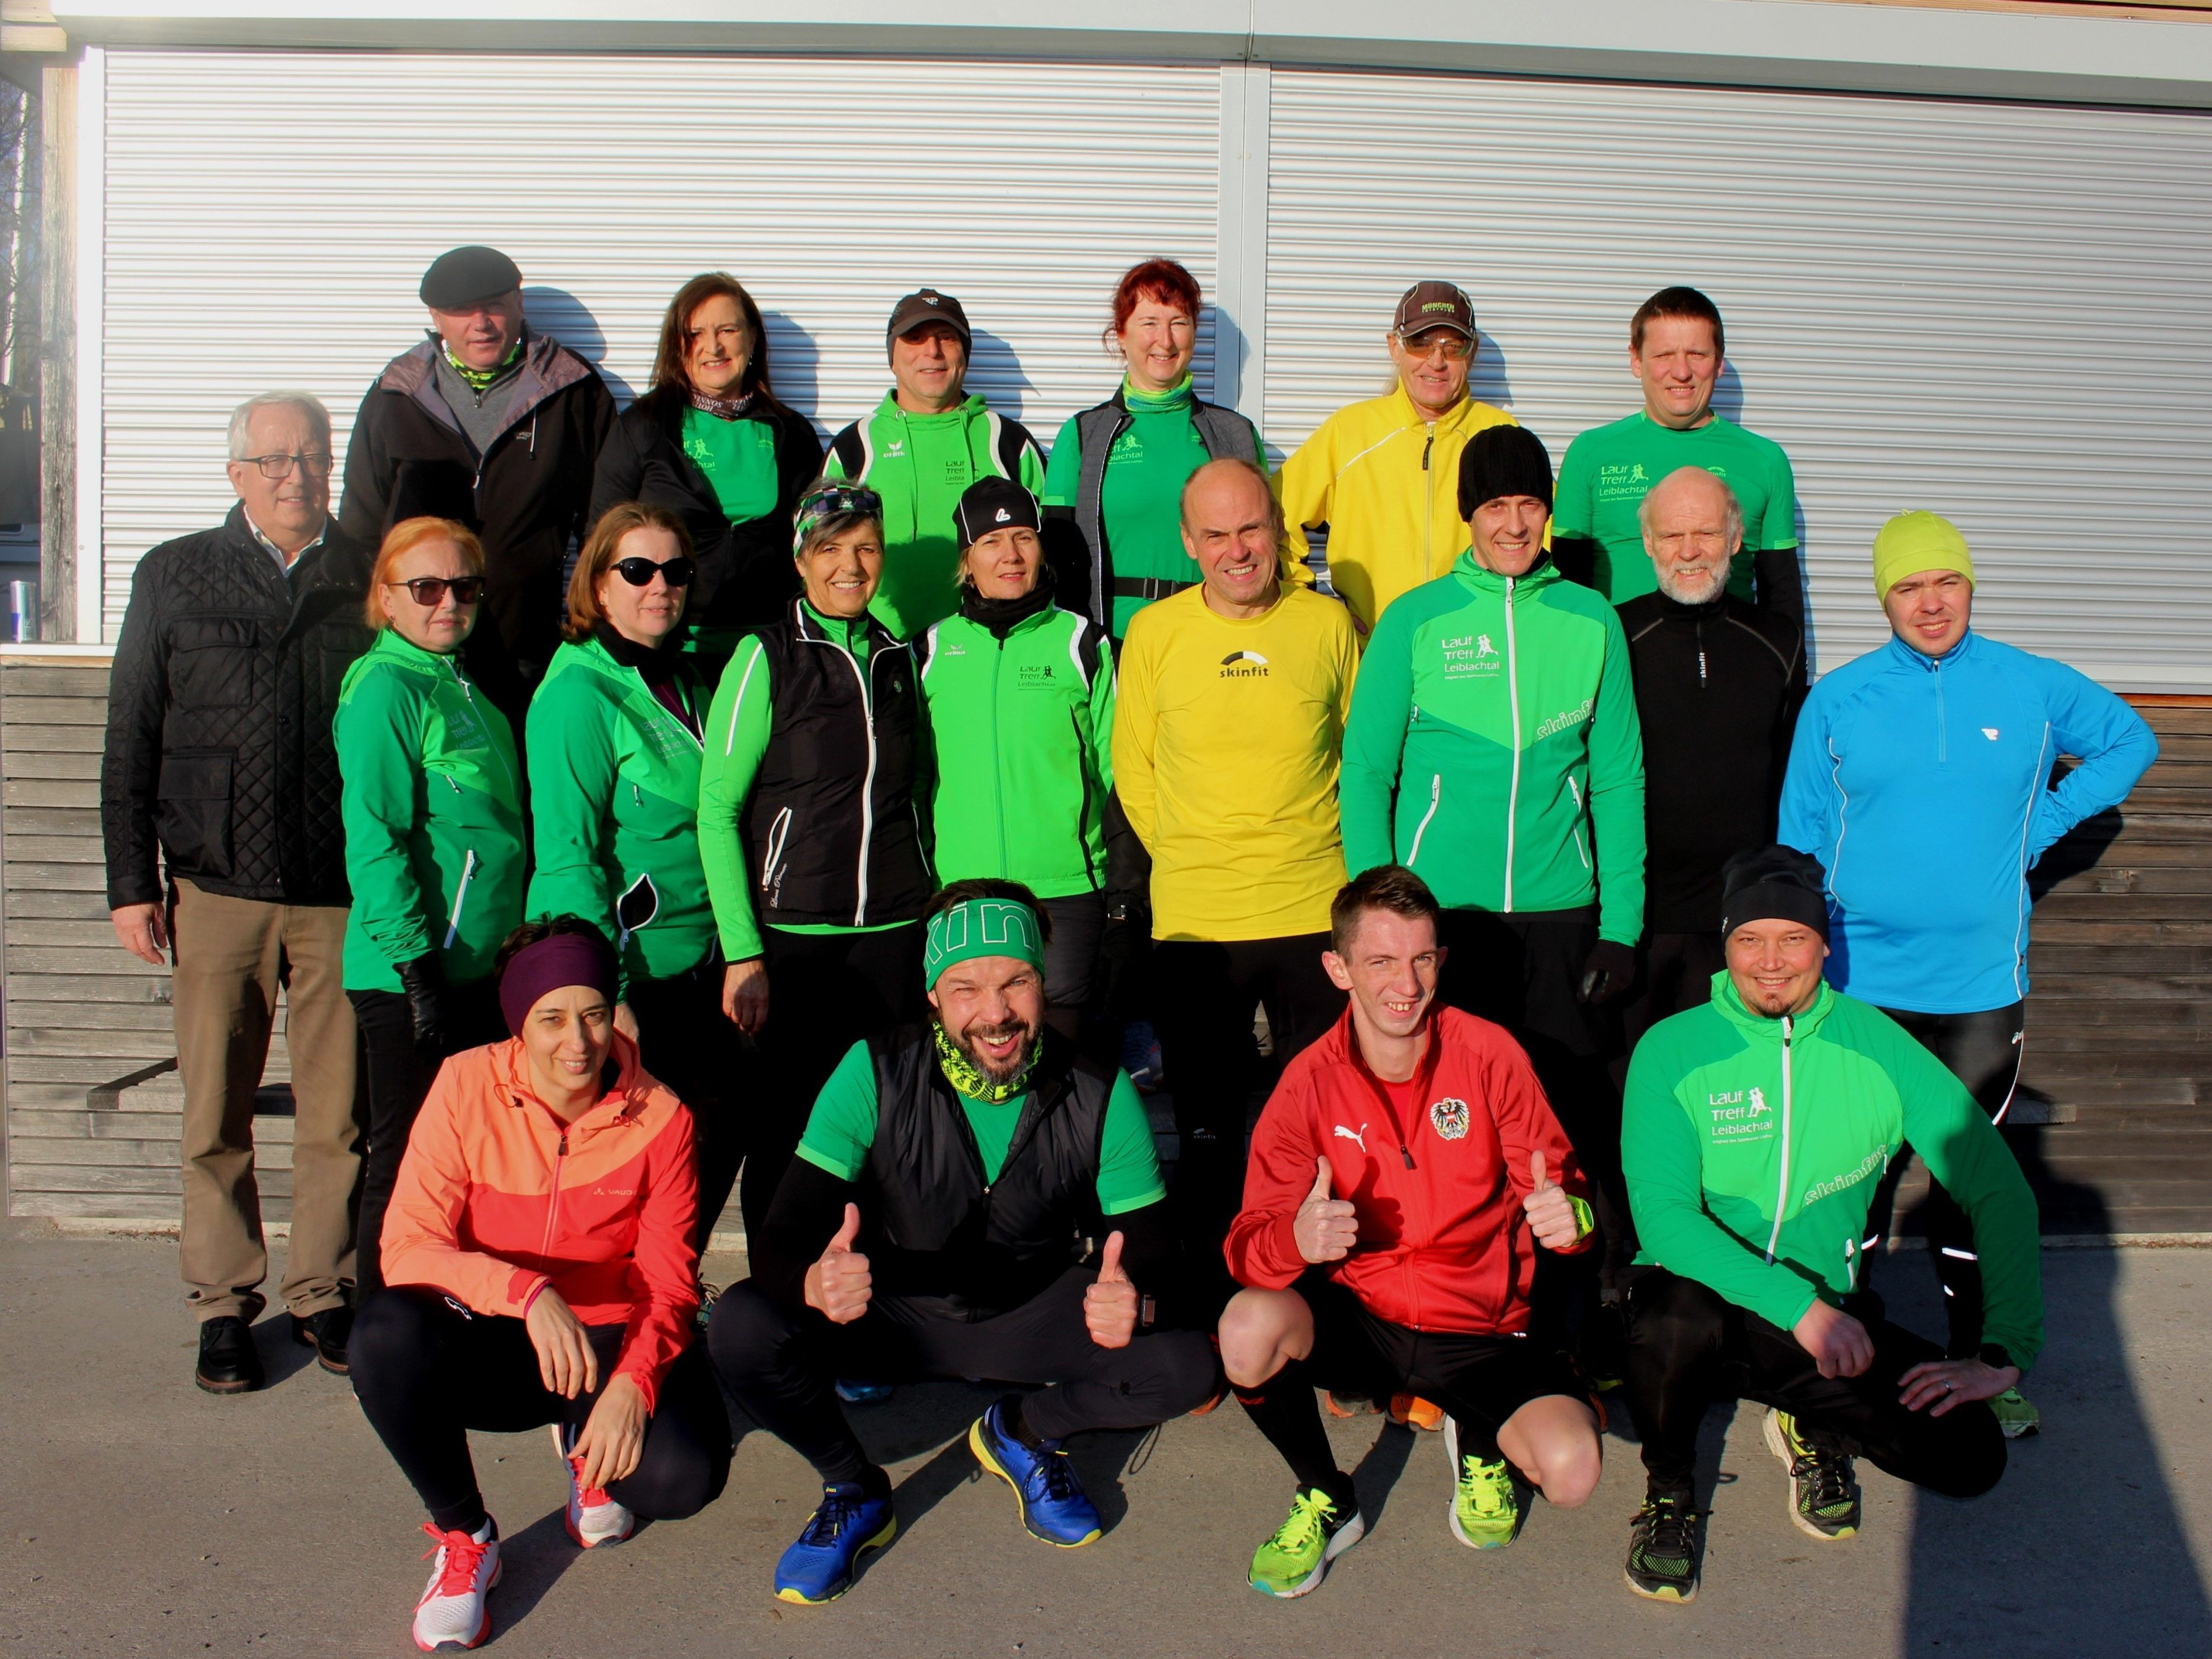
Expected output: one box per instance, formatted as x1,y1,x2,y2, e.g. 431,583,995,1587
565,502,694,642
366,517,484,628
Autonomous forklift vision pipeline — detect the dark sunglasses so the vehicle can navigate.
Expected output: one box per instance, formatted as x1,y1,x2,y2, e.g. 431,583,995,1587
610,555,698,588
386,575,485,605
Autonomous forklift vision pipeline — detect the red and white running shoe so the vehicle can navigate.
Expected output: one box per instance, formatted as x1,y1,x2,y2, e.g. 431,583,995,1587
412,1519,500,1652
553,1423,636,1548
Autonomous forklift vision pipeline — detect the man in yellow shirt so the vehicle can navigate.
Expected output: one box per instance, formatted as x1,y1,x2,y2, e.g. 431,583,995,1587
1114,457,1360,1297
1277,282,1518,634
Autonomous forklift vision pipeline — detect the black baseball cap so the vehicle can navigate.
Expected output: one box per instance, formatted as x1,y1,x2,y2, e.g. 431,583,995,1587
954,477,1040,548
886,288,972,349
1393,280,1476,340
419,246,522,309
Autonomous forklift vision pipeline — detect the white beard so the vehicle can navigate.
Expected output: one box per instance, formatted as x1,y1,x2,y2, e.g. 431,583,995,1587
1656,565,1727,605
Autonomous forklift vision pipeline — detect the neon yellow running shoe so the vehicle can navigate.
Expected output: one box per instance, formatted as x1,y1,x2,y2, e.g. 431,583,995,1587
1248,1485,1365,1598
1764,1408,1860,1541
1442,1419,1519,1549
1991,1388,2040,1439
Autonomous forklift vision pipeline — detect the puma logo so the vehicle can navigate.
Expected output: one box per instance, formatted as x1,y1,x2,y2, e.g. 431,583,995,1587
1333,1122,1369,1154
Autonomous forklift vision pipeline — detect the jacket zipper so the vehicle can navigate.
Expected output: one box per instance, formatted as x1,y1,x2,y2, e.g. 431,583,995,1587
445,848,479,948
1503,575,1522,912
1567,777,1591,871
838,634,879,925
760,806,793,896
1764,1015,1796,1265
1933,657,1948,765
1421,423,1436,582
540,1128,568,1263
1407,774,1442,865
991,634,1008,875
450,660,520,800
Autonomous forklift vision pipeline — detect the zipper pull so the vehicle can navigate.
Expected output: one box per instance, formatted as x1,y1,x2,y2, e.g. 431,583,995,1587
556,1132,568,1157
1400,1143,1416,1170
1422,433,1434,471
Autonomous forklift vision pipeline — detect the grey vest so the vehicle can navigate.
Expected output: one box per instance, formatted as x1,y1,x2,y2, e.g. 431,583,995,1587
1068,392,1258,628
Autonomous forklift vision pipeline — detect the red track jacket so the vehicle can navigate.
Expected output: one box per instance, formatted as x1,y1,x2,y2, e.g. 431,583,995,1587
1224,1005,1591,1334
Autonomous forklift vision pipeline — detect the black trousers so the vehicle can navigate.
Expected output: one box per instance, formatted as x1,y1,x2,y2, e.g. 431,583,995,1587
347,981,506,1298
707,1268,1217,1484
1861,1002,2028,1356
1621,1269,2005,1500
1622,930,1728,1058
350,1286,732,1533
1038,892,1107,1041
1150,933,1340,1292
627,962,752,1252
748,925,925,1241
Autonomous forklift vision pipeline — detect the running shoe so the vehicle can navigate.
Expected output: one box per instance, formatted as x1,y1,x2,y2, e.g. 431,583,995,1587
969,1397,1102,1547
1763,1408,1860,1541
773,1481,897,1605
835,1379,893,1405
412,1518,500,1651
1248,1486,1365,1598
1442,1418,1519,1549
1325,1391,1381,1419
1991,1387,2040,1439
1389,1394,1445,1432
551,1423,634,1549
1624,1492,1700,1603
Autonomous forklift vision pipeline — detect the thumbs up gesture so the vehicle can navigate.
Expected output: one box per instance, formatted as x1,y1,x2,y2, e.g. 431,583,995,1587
1522,1148,1580,1251
1083,1231,1140,1349
804,1202,873,1324
1293,1156,1361,1265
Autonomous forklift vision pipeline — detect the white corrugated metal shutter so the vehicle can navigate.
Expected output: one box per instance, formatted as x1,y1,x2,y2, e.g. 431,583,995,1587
1263,69,2212,691
96,49,1223,637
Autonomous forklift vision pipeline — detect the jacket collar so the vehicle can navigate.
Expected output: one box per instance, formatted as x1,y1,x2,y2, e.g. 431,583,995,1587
873,389,986,425
791,594,896,654
220,503,370,599
1384,380,1483,434
363,625,464,676
1451,547,1559,598
1883,628,1977,675
1711,971,1836,1043
493,1031,655,1134
379,329,595,440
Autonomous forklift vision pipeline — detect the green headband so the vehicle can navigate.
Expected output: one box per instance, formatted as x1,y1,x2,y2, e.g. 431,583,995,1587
924,897,1045,989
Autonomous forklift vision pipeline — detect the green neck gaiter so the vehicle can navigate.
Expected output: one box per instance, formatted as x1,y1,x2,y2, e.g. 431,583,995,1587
1122,373,1195,415
932,1021,1041,1106
444,338,524,392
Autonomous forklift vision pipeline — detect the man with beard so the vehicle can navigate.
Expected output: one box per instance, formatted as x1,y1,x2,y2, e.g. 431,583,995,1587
707,880,1216,1605
1618,467,1804,1051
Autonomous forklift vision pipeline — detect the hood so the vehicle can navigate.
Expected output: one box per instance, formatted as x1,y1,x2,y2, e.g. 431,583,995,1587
377,329,598,432
872,389,989,425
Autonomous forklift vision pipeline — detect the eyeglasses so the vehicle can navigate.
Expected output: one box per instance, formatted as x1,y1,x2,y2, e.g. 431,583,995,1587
385,575,485,606
610,555,697,588
239,451,334,479
1396,333,1473,361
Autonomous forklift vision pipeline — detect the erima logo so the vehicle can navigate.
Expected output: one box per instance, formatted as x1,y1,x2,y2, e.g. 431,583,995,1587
1333,1122,1369,1154
1219,650,1270,678
886,441,905,457
995,507,1011,523
1983,727,2001,740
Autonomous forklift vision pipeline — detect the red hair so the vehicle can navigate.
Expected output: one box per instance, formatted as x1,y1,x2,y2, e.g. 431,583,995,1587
367,517,483,628
1110,258,1202,337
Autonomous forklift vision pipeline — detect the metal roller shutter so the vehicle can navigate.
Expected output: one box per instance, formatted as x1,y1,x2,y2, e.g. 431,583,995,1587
1263,68,2212,691
95,49,1224,638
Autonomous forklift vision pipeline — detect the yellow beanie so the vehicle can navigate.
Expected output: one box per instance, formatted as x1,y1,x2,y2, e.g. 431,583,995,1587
1872,510,1974,597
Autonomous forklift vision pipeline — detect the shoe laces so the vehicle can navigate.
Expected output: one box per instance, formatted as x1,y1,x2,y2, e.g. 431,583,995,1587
1458,1455,1511,1516
1636,1496,1696,1565
1032,1444,1083,1503
566,1451,612,1508
419,1523,492,1596
798,1488,871,1548
1795,1449,1855,1513
1265,1490,1335,1554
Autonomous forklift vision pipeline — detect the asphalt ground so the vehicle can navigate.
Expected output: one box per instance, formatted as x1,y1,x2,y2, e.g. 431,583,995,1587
2,1229,2206,1658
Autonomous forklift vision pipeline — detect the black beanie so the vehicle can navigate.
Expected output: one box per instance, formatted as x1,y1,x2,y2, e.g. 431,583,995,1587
1457,424,1554,519
953,476,1041,548
1719,845,1832,940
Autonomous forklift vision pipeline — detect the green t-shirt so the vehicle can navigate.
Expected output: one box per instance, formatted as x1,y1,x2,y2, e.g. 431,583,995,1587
795,1038,1168,1215
1551,411,1799,606
681,405,782,525
1045,377,1250,638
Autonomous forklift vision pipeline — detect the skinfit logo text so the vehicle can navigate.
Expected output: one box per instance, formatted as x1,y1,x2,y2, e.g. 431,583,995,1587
1220,650,1270,678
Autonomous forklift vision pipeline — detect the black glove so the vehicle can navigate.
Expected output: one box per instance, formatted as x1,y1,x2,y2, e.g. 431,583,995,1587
1098,890,1150,1022
396,953,450,1052
1578,939,1637,1006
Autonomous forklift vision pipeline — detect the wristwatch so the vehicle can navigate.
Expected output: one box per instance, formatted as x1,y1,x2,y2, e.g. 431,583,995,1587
1976,1342,2015,1372
1103,899,1133,924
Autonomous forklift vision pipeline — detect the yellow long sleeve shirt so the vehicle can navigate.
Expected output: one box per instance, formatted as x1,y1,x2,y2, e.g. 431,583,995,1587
1277,384,1518,633
1113,584,1360,942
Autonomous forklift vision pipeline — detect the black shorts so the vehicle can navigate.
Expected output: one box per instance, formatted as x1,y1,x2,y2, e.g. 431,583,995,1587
1296,1270,1589,1437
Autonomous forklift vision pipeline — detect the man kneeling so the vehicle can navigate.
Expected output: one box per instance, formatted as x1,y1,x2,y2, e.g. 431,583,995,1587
709,880,1216,1604
1618,846,2042,1604
1219,866,1602,1599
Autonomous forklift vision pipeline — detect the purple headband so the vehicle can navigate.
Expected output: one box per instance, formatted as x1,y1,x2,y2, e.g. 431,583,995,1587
499,932,620,1037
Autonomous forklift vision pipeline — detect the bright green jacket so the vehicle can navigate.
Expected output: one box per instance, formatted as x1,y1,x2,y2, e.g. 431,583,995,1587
334,630,525,992
524,636,715,988
1340,554,1647,944
823,392,1047,640
916,603,1115,899
1625,974,2043,1369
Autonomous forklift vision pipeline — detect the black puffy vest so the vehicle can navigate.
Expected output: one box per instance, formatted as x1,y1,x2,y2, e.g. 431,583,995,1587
739,599,932,928
859,1023,1117,1310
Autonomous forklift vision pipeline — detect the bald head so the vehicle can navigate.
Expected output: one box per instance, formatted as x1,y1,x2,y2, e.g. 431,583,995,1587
1179,457,1284,617
1640,466,1742,605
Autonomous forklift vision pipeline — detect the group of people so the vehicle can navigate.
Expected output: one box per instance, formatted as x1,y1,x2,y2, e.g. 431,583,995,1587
97,244,2158,1647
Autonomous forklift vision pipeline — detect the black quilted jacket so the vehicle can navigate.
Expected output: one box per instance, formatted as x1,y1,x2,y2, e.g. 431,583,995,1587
100,506,374,909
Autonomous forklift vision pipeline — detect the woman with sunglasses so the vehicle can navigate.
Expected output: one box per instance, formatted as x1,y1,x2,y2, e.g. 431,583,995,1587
697,480,932,1238
335,516,525,1296
589,272,824,662
524,502,743,1247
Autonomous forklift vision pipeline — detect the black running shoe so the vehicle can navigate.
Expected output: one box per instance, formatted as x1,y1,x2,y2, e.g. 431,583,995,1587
1624,1491,1700,1603
1764,1408,1861,1541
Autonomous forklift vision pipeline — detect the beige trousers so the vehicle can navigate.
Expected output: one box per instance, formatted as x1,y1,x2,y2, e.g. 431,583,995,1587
169,879,358,1320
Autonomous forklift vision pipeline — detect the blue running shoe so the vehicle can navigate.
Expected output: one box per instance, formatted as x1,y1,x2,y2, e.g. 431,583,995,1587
835,1378,893,1406
772,1481,897,1605
969,1397,1102,1548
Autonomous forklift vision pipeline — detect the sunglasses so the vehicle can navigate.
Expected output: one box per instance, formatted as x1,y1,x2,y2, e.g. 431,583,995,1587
610,555,698,588
386,576,485,605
